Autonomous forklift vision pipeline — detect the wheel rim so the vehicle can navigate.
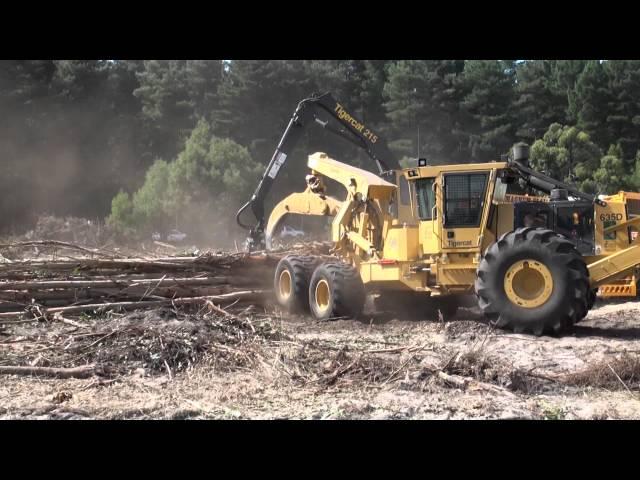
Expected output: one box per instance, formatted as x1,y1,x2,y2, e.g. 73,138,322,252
504,259,553,308
278,269,292,300
315,279,331,312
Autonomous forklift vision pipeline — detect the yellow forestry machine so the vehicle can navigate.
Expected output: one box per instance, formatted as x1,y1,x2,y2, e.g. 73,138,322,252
236,93,640,336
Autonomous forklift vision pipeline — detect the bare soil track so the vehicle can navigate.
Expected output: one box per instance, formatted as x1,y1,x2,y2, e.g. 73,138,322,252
2,297,640,420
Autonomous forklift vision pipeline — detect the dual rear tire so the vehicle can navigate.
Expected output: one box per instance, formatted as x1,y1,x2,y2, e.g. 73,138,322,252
274,256,366,320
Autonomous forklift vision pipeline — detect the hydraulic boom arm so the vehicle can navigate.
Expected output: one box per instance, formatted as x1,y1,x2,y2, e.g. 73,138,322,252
236,92,399,250
507,143,606,206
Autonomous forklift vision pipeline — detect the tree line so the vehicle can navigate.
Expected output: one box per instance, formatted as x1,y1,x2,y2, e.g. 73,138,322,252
2,60,640,241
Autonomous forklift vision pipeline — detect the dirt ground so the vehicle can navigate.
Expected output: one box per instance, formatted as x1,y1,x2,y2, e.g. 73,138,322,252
2,296,640,420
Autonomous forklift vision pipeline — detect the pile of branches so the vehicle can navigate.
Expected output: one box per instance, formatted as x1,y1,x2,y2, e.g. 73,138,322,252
0,240,333,322
0,306,287,379
0,243,281,321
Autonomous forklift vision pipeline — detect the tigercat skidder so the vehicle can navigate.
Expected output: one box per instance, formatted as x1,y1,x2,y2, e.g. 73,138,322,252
236,93,640,336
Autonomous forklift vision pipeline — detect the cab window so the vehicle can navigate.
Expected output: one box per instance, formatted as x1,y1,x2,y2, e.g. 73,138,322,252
415,178,436,220
443,173,488,227
399,175,410,205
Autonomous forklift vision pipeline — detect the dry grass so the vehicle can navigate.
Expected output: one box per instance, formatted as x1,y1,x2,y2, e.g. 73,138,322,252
0,307,284,376
3,296,640,419
564,354,640,391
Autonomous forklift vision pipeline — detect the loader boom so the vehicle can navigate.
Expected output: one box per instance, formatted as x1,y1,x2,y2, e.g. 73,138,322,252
236,92,399,250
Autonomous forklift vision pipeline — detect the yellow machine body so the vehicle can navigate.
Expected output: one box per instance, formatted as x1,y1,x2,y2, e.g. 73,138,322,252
266,153,640,300
588,192,640,298
499,190,640,299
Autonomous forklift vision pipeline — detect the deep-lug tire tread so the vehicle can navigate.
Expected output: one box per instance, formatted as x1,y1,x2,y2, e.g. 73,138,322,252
309,262,365,320
274,255,320,313
474,227,590,336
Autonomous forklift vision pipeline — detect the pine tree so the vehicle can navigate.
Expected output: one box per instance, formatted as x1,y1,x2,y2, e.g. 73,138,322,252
602,60,640,165
383,60,466,163
458,60,517,161
593,144,631,193
513,60,567,143
574,60,613,148
548,60,587,124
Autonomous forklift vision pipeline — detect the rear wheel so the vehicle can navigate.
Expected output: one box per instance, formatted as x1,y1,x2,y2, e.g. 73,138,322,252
274,255,319,313
309,262,365,320
475,228,590,336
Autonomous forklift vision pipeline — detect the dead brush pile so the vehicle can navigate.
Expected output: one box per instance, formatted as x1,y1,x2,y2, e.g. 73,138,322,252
0,306,287,378
425,346,559,395
273,343,399,387
0,240,337,380
563,354,640,391
435,347,640,394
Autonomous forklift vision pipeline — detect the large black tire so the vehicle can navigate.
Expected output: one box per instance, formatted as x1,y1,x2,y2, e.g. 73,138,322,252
475,228,590,336
586,288,598,311
308,262,366,320
274,255,319,313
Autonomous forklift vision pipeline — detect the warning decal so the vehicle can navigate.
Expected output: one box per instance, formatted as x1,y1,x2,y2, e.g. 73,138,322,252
267,152,287,179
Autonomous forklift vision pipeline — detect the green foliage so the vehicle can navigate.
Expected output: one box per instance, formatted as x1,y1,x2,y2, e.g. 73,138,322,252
540,402,567,420
168,119,261,205
514,60,568,142
549,60,588,124
134,60,225,159
459,60,517,161
593,144,631,193
602,60,640,163
632,151,640,189
108,119,261,242
530,123,602,191
131,159,172,230
384,60,466,163
8,59,640,239
574,61,613,148
107,191,136,237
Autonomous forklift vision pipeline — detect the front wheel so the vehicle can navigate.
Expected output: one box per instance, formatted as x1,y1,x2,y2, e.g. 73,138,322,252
475,228,590,336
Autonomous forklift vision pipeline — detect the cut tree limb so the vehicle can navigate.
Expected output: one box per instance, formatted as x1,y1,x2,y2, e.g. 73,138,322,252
437,371,516,396
0,364,96,378
0,290,269,318
0,241,117,258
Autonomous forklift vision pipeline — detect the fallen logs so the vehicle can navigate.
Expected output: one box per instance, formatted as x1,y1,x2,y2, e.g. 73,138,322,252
0,290,269,320
0,275,260,291
0,364,97,379
0,242,338,320
0,249,286,319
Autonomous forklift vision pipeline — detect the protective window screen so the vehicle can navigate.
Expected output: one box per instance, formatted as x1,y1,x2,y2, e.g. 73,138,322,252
415,178,436,220
399,176,410,205
628,199,640,216
444,173,488,227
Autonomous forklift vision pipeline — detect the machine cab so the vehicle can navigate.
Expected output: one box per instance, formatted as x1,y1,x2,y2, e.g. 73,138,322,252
405,163,505,257
513,200,595,255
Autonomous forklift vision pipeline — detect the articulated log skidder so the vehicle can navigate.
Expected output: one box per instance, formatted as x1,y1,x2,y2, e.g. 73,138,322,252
236,93,640,336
